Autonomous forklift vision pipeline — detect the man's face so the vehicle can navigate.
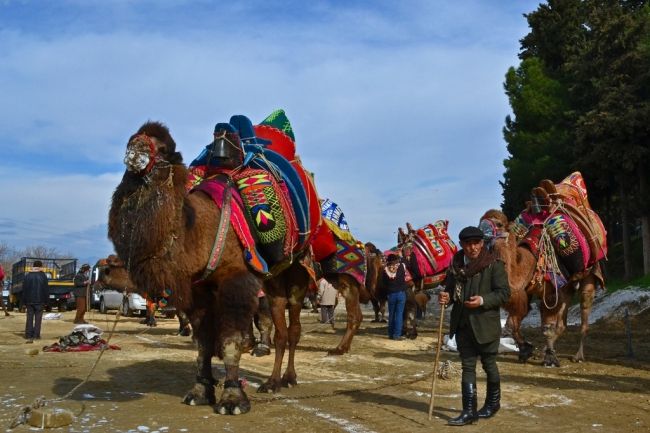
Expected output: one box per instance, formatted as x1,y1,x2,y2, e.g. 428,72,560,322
460,239,484,260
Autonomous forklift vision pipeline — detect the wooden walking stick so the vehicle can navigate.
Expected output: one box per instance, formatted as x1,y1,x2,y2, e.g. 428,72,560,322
428,301,446,420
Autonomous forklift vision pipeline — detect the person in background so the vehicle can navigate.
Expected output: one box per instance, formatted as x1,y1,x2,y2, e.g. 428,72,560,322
0,264,8,316
317,276,338,329
22,260,49,343
438,226,510,426
383,253,408,340
73,264,91,324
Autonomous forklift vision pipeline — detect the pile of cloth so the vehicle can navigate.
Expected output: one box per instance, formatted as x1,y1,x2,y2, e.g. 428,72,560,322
43,324,120,352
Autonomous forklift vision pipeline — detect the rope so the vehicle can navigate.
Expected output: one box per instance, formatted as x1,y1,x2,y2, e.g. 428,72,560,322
9,311,122,429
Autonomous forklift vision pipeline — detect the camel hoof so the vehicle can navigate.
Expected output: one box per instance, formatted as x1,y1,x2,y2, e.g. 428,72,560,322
518,342,534,363
543,350,561,367
380,319,387,323
251,344,271,357
178,327,191,337
371,318,380,323
327,347,346,356
215,387,250,415
257,381,281,394
570,356,584,363
407,333,418,340
281,375,298,388
182,384,216,406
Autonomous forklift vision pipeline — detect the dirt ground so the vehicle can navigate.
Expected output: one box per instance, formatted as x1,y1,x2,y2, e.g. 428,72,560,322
0,302,648,433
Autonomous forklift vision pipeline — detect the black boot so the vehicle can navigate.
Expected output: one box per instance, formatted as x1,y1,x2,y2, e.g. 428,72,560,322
448,382,478,426
478,381,500,418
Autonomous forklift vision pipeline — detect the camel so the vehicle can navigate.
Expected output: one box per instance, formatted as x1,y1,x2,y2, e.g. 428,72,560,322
364,242,387,323
480,209,604,367
109,121,312,415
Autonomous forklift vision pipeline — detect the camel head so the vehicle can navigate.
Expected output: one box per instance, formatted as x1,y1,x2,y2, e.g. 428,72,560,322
97,254,137,292
364,242,383,295
123,121,183,175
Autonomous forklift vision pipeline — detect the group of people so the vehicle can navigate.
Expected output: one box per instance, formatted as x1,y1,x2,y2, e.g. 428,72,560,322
380,225,509,425
20,262,92,343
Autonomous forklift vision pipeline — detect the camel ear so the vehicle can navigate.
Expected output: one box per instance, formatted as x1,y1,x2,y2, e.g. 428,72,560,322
539,179,557,195
398,227,406,245
107,254,125,268
532,187,550,206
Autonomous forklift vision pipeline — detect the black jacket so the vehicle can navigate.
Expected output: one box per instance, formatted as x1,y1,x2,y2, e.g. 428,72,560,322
382,263,408,294
444,249,510,344
73,271,89,297
22,271,49,305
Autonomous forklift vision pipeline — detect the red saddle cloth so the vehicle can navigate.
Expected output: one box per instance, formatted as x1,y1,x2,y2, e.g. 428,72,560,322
190,178,268,273
409,220,458,286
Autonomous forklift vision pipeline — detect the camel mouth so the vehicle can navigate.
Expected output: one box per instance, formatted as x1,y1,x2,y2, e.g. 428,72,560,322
124,148,151,172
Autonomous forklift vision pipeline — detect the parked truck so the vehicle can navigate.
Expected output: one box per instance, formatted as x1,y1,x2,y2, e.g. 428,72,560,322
9,257,78,312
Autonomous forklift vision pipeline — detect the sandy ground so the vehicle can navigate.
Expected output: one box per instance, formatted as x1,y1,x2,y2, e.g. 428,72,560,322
0,298,649,433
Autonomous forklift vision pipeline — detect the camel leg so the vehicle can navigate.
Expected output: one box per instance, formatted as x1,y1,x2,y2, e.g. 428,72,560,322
403,290,418,339
177,311,192,336
371,298,381,322
258,294,288,393
282,297,304,387
507,314,534,363
572,275,596,363
328,277,362,355
251,295,272,357
214,275,259,415
541,288,569,367
183,302,217,406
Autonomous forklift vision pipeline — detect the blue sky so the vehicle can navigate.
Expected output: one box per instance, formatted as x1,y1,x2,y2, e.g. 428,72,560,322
0,0,541,265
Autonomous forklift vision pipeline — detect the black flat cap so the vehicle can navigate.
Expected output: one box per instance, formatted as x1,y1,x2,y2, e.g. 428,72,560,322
458,226,485,242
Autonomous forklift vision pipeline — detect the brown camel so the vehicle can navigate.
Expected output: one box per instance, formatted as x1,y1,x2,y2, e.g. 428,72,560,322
364,242,387,323
109,121,311,415
481,209,603,367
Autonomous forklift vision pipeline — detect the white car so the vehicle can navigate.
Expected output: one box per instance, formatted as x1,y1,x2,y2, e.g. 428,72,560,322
97,289,147,317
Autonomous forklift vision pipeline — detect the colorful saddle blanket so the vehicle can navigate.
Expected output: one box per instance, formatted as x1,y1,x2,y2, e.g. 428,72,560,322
408,220,458,284
313,198,366,285
511,172,607,288
245,145,310,250
190,178,269,274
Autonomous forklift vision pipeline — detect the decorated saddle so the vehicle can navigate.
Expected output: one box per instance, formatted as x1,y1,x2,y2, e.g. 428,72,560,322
397,220,458,288
187,110,322,275
508,172,607,289
312,198,367,286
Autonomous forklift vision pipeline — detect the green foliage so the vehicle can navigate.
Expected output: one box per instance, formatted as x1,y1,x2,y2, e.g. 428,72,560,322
501,58,572,218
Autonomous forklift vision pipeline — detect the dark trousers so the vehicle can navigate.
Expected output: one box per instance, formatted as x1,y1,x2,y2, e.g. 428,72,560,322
320,305,335,324
387,291,406,339
455,325,500,383
25,304,44,339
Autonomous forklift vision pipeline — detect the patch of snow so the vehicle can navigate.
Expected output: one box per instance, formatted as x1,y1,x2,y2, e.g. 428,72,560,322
520,288,650,328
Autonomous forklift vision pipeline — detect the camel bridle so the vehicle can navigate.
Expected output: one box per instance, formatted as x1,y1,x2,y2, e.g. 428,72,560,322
124,134,162,175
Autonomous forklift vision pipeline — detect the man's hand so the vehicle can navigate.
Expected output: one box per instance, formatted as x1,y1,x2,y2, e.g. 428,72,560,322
438,292,450,306
464,296,483,309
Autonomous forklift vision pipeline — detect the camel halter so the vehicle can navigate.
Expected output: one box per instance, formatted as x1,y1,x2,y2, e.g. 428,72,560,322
124,134,159,175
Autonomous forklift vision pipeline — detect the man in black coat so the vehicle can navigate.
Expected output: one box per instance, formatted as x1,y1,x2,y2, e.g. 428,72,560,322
438,226,510,426
22,260,50,342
